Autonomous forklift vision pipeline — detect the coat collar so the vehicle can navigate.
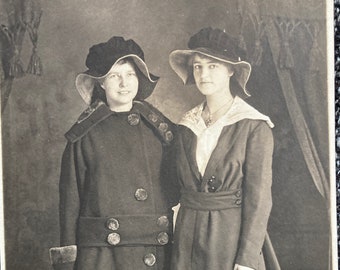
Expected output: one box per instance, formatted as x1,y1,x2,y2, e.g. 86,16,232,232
179,96,274,137
65,100,176,145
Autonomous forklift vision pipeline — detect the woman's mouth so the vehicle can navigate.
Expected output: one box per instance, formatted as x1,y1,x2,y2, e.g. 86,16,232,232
118,90,130,94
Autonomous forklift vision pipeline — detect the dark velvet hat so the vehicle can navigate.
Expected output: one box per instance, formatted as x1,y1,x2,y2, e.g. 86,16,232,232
76,36,159,105
169,27,251,97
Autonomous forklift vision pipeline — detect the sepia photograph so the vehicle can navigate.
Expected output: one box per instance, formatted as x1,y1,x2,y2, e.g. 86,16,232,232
0,0,336,269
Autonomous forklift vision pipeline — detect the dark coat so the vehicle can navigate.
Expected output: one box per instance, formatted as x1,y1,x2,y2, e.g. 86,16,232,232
170,119,275,270
50,100,179,270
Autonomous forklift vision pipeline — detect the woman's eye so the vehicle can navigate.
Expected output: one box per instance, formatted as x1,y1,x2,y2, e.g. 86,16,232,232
108,74,118,79
209,64,217,69
193,65,201,70
127,72,136,77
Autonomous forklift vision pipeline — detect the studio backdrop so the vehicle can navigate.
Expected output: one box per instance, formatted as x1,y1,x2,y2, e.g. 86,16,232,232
0,0,333,269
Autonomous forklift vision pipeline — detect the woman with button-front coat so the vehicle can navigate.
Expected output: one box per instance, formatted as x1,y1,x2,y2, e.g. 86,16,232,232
49,36,179,270
169,27,280,270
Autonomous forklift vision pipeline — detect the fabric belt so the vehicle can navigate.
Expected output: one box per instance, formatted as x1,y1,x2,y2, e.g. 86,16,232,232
180,189,242,211
77,214,173,247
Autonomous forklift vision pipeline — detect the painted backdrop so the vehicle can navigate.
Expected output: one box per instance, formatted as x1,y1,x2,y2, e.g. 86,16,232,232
0,0,331,269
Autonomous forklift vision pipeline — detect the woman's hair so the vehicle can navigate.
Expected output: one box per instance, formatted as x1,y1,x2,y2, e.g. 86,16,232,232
90,82,107,105
90,57,143,105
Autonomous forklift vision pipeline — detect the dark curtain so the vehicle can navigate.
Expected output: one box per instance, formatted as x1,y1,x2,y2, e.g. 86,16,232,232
237,1,331,269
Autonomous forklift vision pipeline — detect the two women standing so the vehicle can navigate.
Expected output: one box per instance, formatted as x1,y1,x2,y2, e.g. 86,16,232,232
50,27,278,270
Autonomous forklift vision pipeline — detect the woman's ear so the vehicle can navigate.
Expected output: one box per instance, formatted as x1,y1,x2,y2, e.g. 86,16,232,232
228,66,234,77
223,63,234,77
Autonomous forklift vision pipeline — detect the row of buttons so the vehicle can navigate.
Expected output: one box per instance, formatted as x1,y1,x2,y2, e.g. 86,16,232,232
207,176,242,205
106,216,170,229
106,231,170,246
127,113,173,142
234,187,242,205
151,115,174,142
106,216,170,246
207,176,221,192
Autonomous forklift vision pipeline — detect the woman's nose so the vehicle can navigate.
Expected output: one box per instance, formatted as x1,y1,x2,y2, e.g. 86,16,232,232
119,76,127,87
200,67,209,78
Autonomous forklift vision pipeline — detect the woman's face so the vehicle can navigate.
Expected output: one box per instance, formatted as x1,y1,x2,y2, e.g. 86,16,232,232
100,60,139,110
192,54,234,97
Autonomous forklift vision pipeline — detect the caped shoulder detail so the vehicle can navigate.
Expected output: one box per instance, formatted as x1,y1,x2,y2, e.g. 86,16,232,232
64,100,113,143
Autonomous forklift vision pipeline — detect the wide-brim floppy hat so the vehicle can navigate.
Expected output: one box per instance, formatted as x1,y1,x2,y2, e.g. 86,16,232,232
76,36,159,105
169,27,251,98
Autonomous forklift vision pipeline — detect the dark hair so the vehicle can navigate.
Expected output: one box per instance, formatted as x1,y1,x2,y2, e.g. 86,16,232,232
90,57,145,105
90,82,107,105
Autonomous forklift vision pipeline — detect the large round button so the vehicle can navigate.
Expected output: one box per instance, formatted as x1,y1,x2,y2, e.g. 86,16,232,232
157,216,169,228
143,253,156,266
157,232,169,245
106,218,119,231
134,188,148,201
107,232,121,245
127,113,140,126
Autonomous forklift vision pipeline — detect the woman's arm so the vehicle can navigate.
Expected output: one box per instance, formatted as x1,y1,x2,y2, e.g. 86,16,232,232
235,121,274,269
50,142,85,270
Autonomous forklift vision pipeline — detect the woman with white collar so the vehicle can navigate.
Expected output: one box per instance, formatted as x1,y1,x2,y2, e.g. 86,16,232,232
169,27,279,270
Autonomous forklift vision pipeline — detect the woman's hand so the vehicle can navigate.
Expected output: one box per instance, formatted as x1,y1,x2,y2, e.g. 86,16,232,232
234,264,254,270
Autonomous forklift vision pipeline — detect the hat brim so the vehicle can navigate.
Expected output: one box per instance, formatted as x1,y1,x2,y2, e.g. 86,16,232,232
169,48,252,97
76,55,158,105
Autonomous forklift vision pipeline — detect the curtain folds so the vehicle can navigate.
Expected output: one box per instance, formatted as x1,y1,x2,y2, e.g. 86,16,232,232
265,18,331,270
265,19,329,203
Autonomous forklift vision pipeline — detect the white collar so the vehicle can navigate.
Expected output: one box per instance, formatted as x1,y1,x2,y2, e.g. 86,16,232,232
179,96,274,136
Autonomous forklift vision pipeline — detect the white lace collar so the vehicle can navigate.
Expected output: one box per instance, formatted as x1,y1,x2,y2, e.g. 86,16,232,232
179,96,274,136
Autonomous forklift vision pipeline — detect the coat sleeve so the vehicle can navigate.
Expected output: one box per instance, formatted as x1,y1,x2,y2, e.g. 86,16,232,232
235,121,274,269
50,141,86,270
161,125,181,207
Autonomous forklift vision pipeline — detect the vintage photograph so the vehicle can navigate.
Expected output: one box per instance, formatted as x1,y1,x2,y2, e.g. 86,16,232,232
0,0,336,269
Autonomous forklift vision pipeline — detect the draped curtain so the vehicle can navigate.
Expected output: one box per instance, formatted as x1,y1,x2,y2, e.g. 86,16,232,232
235,0,329,197
234,0,331,268
0,0,42,112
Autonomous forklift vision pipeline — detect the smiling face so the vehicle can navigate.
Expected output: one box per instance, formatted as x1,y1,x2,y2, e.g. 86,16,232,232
100,59,139,111
192,54,234,97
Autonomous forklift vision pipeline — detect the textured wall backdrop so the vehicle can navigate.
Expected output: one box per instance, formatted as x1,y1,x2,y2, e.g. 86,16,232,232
0,0,331,269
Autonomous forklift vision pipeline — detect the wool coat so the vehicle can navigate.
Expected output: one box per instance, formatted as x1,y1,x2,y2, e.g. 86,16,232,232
170,99,278,270
49,100,179,270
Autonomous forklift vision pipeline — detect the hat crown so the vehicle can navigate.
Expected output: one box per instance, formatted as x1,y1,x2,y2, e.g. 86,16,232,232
188,27,245,61
85,36,145,76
